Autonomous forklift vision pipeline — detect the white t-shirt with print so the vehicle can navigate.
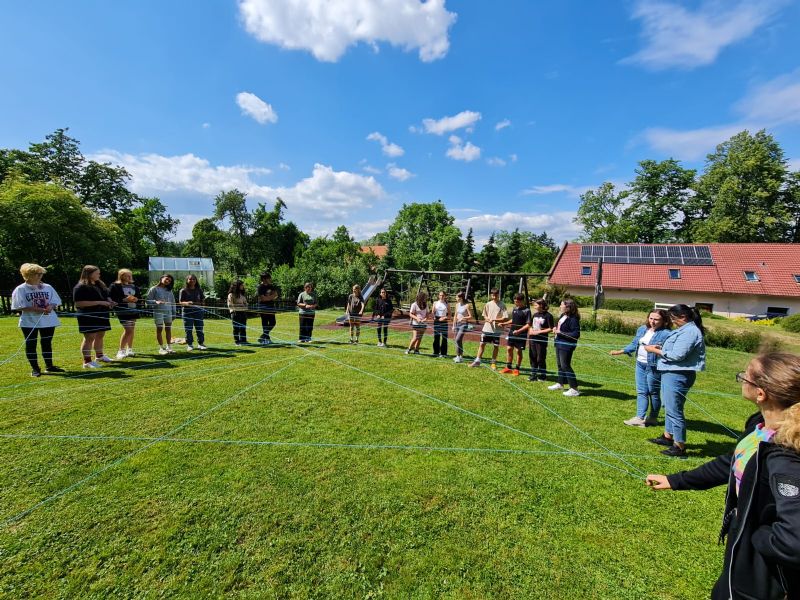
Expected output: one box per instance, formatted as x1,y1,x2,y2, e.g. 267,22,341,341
11,283,62,328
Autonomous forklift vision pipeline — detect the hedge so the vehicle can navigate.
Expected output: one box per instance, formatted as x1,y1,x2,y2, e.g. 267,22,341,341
781,314,800,333
568,296,654,313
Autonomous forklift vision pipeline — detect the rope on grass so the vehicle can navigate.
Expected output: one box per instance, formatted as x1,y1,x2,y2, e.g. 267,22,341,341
0,355,307,528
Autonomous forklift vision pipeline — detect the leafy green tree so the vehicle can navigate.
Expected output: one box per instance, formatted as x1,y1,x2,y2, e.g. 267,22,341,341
784,171,800,243
692,130,791,242
213,189,252,274
78,161,137,217
184,218,227,261
499,229,523,272
115,197,179,264
478,233,499,271
27,128,85,189
251,198,308,269
575,182,631,242
385,201,463,271
623,159,696,243
0,179,129,288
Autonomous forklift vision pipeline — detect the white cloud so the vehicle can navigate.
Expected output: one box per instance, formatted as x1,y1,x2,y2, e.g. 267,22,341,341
387,163,414,181
509,153,518,163
456,211,581,246
788,158,800,172
236,91,278,124
639,125,745,160
362,164,383,175
486,157,506,167
366,131,405,157
622,0,784,70
495,119,511,131
521,183,594,197
89,150,384,221
238,0,457,63
173,214,209,241
421,110,481,135
278,162,291,171
446,135,481,162
736,70,800,125
202,122,211,129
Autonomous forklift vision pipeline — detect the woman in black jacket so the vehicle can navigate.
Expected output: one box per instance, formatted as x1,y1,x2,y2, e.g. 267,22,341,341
646,352,800,599
548,298,581,397
372,288,393,347
108,268,140,359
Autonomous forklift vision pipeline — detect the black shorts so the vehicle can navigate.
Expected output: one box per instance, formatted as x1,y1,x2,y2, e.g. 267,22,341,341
481,332,501,346
506,334,527,350
77,313,111,334
116,309,139,324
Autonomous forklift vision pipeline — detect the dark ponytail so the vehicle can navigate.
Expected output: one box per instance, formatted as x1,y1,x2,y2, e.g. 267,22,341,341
668,304,705,337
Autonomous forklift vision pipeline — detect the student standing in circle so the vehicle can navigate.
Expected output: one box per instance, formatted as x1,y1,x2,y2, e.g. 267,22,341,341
179,274,206,351
108,268,140,359
645,352,800,599
405,292,429,355
227,280,249,346
11,263,64,377
147,274,177,355
549,298,581,396
470,288,508,369
372,288,393,347
345,284,365,344
501,293,530,376
73,265,116,369
452,291,472,363
296,282,317,343
644,304,706,458
528,299,554,382
257,272,279,345
610,309,672,428
431,291,450,358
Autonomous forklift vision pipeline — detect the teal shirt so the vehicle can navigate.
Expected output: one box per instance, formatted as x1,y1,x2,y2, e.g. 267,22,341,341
297,291,317,315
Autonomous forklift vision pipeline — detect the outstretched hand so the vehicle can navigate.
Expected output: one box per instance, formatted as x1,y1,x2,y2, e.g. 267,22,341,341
645,475,671,490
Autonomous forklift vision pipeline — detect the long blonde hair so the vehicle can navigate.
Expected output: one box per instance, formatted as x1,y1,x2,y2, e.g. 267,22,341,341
750,353,800,452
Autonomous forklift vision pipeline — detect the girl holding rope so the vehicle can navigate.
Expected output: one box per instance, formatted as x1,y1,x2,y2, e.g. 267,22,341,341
179,274,206,351
146,274,177,355
405,292,429,355
549,298,581,396
227,280,249,346
372,288,393,347
108,268,140,359
73,265,115,368
610,309,672,428
452,291,472,363
432,291,450,358
646,352,800,599
345,284,365,344
10,263,64,376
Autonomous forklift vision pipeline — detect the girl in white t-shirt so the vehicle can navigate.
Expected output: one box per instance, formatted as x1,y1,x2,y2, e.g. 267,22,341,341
405,292,429,355
431,291,450,357
10,263,64,377
452,291,472,363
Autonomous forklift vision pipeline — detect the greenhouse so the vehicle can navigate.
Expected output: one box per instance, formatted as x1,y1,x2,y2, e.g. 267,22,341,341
148,257,214,290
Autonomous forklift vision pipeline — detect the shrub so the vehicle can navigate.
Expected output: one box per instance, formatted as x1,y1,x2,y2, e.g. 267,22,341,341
781,314,800,333
704,327,763,353
603,298,654,313
581,315,638,336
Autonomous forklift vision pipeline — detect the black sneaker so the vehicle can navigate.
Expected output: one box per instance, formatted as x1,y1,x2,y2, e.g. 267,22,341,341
31,370,42,377
648,435,674,447
45,366,65,373
661,445,687,459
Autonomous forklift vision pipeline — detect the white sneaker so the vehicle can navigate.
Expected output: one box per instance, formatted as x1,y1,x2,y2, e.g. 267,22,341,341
563,388,581,397
197,344,207,350
82,361,100,369
186,346,194,352
377,342,383,347
158,347,169,355
166,346,176,354
96,355,113,363
116,350,127,360
469,359,481,368
547,383,564,391
453,356,463,363
126,348,135,357
404,349,411,355
623,416,647,428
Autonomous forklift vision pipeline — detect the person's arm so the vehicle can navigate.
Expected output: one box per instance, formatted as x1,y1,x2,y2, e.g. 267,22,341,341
145,287,158,307
612,327,643,356
751,452,800,568
227,293,236,311
179,289,191,306
358,298,365,316
74,286,112,309
659,328,701,363
11,289,43,313
558,316,580,341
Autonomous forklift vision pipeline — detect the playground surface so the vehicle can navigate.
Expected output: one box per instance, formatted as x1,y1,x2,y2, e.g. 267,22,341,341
0,311,756,598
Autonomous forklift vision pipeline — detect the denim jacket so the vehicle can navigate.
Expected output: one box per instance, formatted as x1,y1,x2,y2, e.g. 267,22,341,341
621,325,672,367
657,321,706,372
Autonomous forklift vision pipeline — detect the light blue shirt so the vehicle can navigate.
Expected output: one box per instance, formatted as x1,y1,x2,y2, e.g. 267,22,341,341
657,321,706,372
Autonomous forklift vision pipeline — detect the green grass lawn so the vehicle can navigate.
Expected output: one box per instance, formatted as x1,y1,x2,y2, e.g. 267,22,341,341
0,311,767,598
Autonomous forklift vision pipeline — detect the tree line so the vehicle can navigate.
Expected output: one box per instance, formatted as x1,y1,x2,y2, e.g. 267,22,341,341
575,130,800,243
0,129,558,305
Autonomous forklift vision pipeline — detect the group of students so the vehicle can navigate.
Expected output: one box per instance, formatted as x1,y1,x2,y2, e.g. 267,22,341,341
401,288,583,396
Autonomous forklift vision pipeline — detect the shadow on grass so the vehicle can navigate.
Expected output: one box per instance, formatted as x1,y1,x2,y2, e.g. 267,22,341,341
689,438,738,459
64,369,133,379
686,418,740,439
584,388,632,401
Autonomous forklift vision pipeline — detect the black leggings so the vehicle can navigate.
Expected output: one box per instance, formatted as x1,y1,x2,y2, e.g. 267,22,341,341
21,326,56,370
555,345,578,389
232,312,248,344
375,319,389,343
432,319,448,355
260,309,276,341
529,338,548,380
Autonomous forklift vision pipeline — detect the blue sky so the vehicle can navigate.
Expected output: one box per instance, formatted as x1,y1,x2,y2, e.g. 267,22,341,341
2,0,799,245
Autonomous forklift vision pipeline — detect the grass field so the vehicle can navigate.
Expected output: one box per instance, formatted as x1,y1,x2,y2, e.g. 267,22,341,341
0,311,767,598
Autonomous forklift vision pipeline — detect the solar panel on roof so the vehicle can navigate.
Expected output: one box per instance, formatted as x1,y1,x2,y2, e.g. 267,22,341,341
641,247,654,258
667,247,681,258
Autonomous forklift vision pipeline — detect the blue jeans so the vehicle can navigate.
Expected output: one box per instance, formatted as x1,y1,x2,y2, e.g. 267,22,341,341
660,370,696,444
635,361,661,420
183,309,204,346
555,345,577,389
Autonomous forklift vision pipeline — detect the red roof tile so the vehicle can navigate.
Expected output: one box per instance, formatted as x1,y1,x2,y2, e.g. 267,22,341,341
360,245,388,258
549,243,800,298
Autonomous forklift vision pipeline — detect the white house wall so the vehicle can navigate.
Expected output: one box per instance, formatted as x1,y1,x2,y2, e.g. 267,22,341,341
562,286,800,317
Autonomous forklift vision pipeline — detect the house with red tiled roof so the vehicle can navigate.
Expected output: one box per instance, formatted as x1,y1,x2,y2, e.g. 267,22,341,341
360,245,388,258
548,243,800,317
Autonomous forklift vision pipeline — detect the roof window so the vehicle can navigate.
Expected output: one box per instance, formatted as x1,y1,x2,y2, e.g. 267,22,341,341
744,271,759,282
668,269,681,280
581,266,592,276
